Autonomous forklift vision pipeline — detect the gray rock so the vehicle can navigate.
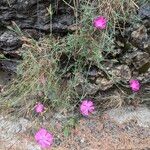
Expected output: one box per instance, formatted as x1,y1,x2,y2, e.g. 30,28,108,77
144,37,150,51
0,0,69,73
95,77,114,91
0,31,22,51
0,59,19,72
0,115,41,150
132,51,149,70
74,73,99,95
131,25,149,49
122,50,150,69
108,65,131,81
0,0,75,53
0,70,15,85
139,3,150,19
85,83,99,94
107,106,150,128
87,68,99,77
0,0,75,34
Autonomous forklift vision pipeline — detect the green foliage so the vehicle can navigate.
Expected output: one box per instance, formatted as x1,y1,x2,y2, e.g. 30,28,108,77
63,117,78,137
0,0,139,115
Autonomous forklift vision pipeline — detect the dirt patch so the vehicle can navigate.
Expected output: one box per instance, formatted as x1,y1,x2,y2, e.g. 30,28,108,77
0,106,149,150
57,107,150,150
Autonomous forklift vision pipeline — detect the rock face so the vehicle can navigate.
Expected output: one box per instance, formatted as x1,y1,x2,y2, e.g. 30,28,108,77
0,0,75,72
0,0,75,34
131,25,149,50
0,31,22,51
0,59,18,72
139,3,150,19
0,2,149,102
73,4,150,100
107,106,150,128
0,115,41,150
0,0,75,52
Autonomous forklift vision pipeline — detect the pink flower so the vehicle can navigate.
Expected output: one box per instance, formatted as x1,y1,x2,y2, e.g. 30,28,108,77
35,128,54,148
80,100,95,116
129,79,140,92
93,16,107,30
35,102,45,113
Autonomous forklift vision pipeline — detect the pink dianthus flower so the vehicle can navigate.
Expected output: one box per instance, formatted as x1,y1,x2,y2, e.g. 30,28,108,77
80,99,95,116
93,16,107,30
35,102,45,113
129,79,140,92
35,128,53,148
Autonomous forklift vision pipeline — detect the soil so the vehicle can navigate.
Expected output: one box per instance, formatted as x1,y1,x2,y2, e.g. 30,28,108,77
0,106,150,150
